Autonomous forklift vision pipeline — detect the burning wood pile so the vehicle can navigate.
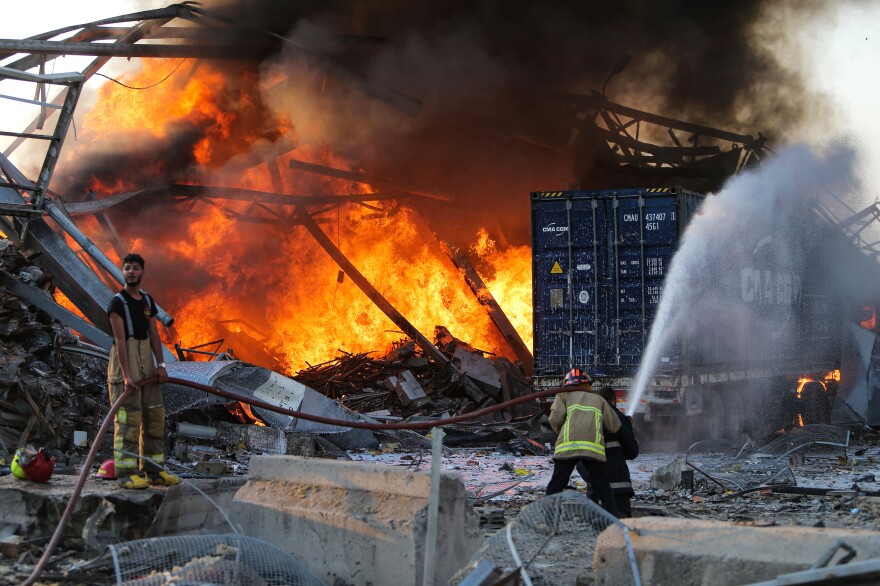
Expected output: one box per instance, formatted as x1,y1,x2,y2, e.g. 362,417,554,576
292,326,538,422
0,241,108,458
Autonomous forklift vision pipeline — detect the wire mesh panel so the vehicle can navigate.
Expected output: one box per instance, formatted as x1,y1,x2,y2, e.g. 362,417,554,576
686,425,851,491
452,491,638,586
108,533,323,585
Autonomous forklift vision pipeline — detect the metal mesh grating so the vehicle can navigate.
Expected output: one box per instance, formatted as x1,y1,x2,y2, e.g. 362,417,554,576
686,425,851,491
108,533,323,585
451,491,639,585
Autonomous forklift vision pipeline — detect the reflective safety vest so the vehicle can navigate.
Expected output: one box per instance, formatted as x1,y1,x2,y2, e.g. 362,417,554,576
549,385,621,462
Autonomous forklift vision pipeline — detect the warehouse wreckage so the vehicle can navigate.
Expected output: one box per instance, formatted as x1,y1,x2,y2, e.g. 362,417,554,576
2,4,880,585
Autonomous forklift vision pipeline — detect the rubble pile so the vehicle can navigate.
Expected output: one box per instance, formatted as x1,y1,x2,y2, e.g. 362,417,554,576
292,327,538,422
0,240,107,460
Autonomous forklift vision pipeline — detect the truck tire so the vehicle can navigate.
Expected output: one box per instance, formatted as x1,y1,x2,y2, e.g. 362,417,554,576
801,383,832,425
722,392,746,440
689,389,724,443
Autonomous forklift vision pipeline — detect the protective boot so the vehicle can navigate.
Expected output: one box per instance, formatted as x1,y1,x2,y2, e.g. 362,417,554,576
118,472,149,490
148,471,181,486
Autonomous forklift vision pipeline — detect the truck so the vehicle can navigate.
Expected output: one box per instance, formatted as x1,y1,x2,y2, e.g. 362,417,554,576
530,187,857,441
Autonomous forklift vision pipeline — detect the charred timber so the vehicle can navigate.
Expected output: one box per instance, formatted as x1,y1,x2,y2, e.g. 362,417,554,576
442,243,534,377
64,185,404,216
296,206,488,403
295,205,450,367
289,159,456,203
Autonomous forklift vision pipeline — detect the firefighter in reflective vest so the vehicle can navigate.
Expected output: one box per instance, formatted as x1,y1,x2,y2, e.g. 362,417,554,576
107,253,180,489
546,368,621,516
578,387,639,517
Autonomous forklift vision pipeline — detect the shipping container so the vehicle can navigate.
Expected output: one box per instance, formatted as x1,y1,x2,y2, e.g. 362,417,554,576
531,187,843,439
531,187,704,377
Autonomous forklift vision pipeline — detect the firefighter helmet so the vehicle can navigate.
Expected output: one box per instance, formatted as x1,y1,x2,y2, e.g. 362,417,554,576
563,368,591,386
96,459,116,480
11,446,54,482
11,448,27,480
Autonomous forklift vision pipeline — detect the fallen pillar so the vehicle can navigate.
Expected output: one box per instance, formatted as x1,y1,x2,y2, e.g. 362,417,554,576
593,517,880,586
229,455,481,586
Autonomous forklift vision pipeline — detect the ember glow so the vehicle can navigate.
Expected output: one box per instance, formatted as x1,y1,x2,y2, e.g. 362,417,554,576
58,60,534,373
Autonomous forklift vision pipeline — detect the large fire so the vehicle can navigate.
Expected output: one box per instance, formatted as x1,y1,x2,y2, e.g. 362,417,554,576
57,59,533,373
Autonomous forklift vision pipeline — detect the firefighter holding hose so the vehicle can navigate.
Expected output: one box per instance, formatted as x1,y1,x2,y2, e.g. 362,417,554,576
107,253,180,489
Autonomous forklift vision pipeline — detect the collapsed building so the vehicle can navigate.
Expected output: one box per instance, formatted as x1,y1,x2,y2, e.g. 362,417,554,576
1,2,880,585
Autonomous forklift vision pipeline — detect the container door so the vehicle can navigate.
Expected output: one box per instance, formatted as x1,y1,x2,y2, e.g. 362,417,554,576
608,193,679,371
531,196,600,376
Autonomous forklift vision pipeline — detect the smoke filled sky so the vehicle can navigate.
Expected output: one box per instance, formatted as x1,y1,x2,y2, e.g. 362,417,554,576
2,2,879,178
2,1,880,216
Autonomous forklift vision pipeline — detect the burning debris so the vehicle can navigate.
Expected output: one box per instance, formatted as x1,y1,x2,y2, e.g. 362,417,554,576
291,329,537,422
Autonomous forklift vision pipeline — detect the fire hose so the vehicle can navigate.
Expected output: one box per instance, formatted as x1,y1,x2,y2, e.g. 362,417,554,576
24,376,571,585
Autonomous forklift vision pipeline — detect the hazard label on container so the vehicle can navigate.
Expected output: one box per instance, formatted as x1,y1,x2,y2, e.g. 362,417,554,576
550,261,564,274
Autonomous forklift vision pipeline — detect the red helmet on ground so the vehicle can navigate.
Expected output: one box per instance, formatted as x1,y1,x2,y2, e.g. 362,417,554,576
96,459,116,480
20,448,54,483
563,368,592,386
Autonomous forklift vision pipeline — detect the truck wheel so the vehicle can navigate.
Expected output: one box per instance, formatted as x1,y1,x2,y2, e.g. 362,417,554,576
689,389,724,443
801,384,832,425
723,392,746,440
705,390,724,441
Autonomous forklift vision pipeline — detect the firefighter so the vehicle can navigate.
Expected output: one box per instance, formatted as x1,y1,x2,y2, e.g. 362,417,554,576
546,368,621,516
577,387,639,517
107,253,179,489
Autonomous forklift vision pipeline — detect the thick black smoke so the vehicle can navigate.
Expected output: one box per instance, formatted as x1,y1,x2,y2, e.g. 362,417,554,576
61,1,824,246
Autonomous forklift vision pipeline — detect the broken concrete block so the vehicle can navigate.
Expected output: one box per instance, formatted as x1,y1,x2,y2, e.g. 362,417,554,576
593,517,880,586
217,422,287,454
0,535,23,559
285,432,316,457
650,457,687,491
229,455,481,586
454,347,501,390
384,370,428,406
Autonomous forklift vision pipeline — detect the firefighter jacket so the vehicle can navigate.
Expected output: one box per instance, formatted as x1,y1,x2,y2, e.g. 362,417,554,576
604,407,639,495
549,383,621,462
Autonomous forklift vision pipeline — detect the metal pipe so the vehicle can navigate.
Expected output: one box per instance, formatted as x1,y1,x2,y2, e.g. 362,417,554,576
566,198,575,368
638,196,647,356
422,427,445,586
591,198,599,367
176,422,217,439
45,202,175,327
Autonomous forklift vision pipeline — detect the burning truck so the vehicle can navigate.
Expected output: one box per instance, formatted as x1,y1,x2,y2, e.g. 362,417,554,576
530,181,880,441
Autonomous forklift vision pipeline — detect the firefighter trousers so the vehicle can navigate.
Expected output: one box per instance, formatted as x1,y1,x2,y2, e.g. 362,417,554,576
108,338,166,475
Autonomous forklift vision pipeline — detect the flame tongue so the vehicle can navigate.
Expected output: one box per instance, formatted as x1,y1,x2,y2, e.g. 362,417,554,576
59,59,534,373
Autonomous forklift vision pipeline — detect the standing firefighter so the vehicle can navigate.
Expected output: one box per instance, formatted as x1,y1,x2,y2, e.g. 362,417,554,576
578,387,639,517
546,368,621,516
107,253,179,489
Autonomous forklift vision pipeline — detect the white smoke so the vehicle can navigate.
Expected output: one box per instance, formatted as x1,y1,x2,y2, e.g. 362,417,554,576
627,143,860,415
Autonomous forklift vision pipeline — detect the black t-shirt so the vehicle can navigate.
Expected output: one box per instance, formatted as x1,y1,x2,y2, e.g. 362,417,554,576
107,290,158,340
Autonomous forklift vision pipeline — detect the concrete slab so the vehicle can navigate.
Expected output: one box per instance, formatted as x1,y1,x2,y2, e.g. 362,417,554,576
0,474,248,551
594,517,880,586
0,474,163,551
229,455,482,586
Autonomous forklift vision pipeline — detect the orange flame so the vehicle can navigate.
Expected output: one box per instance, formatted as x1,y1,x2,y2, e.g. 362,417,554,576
62,60,534,373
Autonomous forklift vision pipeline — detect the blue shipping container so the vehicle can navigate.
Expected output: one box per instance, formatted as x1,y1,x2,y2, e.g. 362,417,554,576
531,187,704,377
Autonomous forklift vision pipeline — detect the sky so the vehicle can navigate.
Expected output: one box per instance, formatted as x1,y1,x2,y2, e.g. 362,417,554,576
2,1,880,208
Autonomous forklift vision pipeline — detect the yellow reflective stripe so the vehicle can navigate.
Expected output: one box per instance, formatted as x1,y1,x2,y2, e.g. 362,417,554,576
562,405,603,445
556,441,606,456
148,454,165,463
117,408,127,425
